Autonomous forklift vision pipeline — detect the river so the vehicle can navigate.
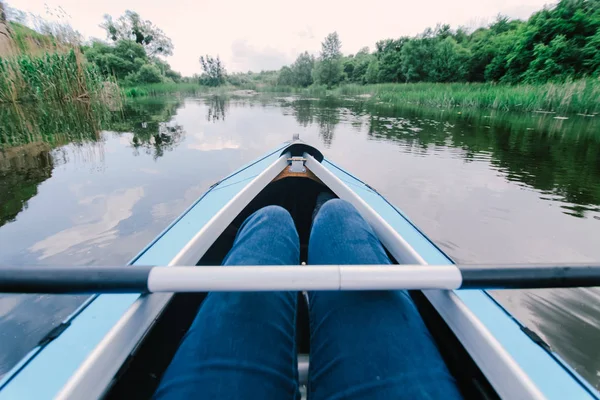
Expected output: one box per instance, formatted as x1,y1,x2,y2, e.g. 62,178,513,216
0,94,599,388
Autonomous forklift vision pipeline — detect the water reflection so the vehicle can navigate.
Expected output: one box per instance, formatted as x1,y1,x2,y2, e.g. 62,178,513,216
523,288,600,388
0,143,53,228
279,98,600,219
205,96,227,122
108,99,185,159
0,101,108,148
0,95,599,387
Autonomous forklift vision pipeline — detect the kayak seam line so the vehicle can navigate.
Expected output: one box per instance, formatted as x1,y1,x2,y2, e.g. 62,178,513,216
208,175,257,192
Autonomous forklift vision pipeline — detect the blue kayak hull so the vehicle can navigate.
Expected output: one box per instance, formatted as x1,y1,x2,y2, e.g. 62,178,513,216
0,142,597,399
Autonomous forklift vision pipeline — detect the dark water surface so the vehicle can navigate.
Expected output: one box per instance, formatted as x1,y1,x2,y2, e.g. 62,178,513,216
1,95,599,388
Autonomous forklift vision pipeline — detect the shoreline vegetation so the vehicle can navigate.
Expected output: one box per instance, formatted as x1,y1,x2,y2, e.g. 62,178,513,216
0,0,598,138
116,0,599,115
0,49,118,104
0,11,120,105
121,79,600,115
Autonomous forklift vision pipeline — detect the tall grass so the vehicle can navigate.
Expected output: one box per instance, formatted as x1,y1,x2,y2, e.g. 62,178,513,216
123,79,600,114
122,82,259,97
328,80,600,114
0,100,111,149
0,49,118,104
123,82,205,97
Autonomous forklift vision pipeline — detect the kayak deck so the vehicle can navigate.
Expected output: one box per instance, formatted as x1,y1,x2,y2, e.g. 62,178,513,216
104,177,497,399
0,141,597,399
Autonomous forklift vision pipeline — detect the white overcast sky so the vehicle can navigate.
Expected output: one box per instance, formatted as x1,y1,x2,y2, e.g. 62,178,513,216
8,0,553,76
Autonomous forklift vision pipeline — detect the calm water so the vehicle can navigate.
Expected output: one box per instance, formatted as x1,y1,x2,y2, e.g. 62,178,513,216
1,95,599,388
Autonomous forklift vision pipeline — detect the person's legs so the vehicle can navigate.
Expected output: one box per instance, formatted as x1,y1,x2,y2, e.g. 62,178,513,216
307,199,462,400
155,206,300,400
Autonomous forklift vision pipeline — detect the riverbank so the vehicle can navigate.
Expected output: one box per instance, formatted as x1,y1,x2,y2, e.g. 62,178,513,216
276,80,600,115
123,80,600,114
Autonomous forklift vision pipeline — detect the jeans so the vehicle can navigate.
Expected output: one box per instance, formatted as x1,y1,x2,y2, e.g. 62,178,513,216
155,200,462,399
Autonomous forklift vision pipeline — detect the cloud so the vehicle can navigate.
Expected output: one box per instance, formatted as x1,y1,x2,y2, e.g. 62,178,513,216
29,187,144,259
187,135,240,151
230,39,293,72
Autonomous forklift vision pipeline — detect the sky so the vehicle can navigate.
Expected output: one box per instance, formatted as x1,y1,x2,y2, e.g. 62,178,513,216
8,0,554,76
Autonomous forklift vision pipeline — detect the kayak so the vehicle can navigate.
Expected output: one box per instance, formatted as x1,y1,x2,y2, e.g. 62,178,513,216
0,138,598,399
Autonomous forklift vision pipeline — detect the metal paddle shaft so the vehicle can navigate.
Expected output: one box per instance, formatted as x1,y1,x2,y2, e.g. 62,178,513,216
0,264,599,294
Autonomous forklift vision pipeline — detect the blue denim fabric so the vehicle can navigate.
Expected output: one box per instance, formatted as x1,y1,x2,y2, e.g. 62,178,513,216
155,201,462,399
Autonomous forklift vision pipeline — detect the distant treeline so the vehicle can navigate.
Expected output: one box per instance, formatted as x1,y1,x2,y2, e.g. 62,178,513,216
227,0,600,88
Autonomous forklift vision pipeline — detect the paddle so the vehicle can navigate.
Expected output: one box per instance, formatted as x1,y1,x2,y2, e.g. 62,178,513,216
0,264,598,294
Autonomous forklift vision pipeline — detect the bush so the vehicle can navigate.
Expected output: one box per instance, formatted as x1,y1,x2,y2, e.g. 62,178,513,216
134,64,163,83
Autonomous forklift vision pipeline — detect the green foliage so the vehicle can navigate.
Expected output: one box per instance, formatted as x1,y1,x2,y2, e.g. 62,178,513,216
199,55,227,86
84,40,147,80
582,30,600,74
312,80,600,114
226,70,278,89
122,82,204,97
0,49,117,104
83,40,181,86
430,37,471,82
375,39,405,82
365,59,380,83
271,0,599,88
277,66,295,86
100,10,173,56
313,32,344,87
400,38,435,82
133,64,163,83
291,52,315,87
80,10,182,87
502,0,600,83
342,47,372,83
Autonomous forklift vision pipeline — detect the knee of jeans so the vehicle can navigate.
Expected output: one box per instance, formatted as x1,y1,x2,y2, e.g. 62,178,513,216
317,199,358,222
251,205,296,233
255,205,292,221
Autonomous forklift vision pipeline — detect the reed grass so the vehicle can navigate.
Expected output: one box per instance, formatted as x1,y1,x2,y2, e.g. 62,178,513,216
327,80,600,114
122,82,204,97
122,79,600,114
0,49,117,104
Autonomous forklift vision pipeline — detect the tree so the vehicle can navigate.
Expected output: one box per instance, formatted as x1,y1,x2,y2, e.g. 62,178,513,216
313,32,344,87
375,38,407,82
523,34,575,83
277,66,295,86
100,11,173,56
199,55,226,86
348,47,372,83
269,0,600,87
430,37,471,82
291,51,315,87
582,30,600,74
134,64,163,83
400,38,435,82
153,57,181,82
365,59,380,83
84,40,147,80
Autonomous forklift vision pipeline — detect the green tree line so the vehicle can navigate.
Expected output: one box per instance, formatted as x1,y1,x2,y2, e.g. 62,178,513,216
268,0,599,88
